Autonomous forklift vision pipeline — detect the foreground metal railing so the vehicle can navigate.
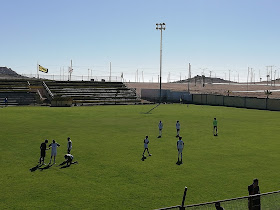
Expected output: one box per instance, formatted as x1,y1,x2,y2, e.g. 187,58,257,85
156,188,280,210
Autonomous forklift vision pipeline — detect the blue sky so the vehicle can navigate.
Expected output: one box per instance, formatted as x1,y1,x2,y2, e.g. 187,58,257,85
1,0,280,82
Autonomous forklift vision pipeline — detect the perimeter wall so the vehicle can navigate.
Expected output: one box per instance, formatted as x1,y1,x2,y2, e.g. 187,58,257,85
141,89,280,111
193,94,280,111
141,89,192,103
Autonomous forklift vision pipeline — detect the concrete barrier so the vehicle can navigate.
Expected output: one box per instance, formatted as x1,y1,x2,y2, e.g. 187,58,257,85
215,95,224,106
224,96,245,108
193,94,202,104
142,91,280,111
201,94,207,104
267,99,280,111
207,94,216,105
141,89,159,102
141,89,191,103
245,98,266,110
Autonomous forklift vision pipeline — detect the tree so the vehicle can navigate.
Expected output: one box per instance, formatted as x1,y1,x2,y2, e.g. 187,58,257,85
264,90,272,98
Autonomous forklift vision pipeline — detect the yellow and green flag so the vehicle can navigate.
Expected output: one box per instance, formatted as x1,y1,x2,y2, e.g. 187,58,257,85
39,65,48,73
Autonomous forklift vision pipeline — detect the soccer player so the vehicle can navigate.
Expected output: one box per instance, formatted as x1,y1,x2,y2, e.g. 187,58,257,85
4,97,8,107
67,137,72,154
158,121,163,138
142,136,152,158
39,139,49,165
176,120,180,137
59,154,78,167
176,136,184,164
49,139,60,164
213,118,218,136
248,178,261,210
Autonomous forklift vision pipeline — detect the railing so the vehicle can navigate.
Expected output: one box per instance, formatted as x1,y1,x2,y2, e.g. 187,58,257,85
42,81,54,99
155,190,280,210
21,74,122,82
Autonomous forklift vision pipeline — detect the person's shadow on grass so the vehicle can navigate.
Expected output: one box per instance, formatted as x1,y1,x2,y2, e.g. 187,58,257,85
59,161,78,169
30,164,41,172
39,163,55,171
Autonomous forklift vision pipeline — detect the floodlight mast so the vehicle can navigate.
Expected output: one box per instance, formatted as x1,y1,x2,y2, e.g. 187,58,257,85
156,23,166,103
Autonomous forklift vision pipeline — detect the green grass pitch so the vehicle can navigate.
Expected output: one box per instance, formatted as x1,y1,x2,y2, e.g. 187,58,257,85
0,104,279,209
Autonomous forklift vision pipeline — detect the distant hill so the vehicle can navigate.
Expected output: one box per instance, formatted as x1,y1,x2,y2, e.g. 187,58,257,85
173,75,233,84
0,67,24,78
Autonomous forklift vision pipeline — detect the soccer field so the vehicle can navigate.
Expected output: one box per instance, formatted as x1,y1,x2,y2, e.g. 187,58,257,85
0,104,279,209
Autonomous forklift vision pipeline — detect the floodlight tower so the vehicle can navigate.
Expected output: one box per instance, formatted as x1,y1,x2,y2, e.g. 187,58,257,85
156,23,166,103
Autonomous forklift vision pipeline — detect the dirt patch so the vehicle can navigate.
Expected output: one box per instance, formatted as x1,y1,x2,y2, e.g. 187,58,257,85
125,82,280,99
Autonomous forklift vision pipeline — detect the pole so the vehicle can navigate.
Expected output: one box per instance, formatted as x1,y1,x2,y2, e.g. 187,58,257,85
110,62,111,82
238,73,239,83
180,187,188,210
229,69,231,85
188,63,191,92
70,60,72,81
156,23,165,103
159,27,162,103
247,67,249,91
271,66,273,86
37,62,39,79
274,70,276,86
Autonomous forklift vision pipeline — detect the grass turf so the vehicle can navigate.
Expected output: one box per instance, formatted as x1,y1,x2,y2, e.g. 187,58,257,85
0,104,279,209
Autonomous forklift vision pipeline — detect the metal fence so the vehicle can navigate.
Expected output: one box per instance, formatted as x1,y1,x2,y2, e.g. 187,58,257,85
156,190,280,210
21,74,123,82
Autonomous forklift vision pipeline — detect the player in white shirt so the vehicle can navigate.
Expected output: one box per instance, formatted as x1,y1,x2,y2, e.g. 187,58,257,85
67,137,72,154
59,154,78,167
176,120,181,137
158,121,163,138
177,136,184,164
48,139,60,164
142,136,152,160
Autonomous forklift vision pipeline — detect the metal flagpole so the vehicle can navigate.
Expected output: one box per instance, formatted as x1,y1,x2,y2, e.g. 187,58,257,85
37,62,39,79
110,62,111,82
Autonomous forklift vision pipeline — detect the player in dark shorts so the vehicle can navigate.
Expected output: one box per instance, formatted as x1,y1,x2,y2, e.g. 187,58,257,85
39,139,49,165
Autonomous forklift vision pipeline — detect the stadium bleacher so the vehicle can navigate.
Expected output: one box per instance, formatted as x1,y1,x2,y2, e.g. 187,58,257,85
0,79,38,106
42,80,141,105
0,78,141,106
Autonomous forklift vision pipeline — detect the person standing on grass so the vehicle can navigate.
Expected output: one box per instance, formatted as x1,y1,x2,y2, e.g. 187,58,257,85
213,118,218,136
158,121,163,138
39,139,49,165
142,136,152,158
67,137,72,154
49,140,60,164
176,136,184,164
248,178,261,210
176,120,180,137
4,97,8,106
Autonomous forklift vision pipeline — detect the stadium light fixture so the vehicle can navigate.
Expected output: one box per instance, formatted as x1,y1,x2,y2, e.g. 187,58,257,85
156,23,166,103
